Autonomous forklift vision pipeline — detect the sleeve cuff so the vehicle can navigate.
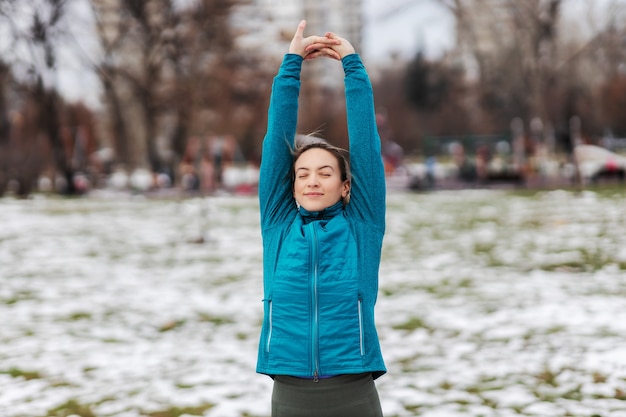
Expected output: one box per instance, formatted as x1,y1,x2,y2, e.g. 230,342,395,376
341,53,364,72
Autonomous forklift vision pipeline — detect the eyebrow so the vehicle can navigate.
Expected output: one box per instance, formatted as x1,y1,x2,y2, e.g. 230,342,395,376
296,165,335,172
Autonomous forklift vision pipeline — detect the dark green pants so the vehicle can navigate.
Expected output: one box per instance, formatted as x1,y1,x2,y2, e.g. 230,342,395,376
271,373,383,417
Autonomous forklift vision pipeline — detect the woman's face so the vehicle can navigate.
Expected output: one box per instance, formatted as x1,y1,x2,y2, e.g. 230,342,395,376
293,148,349,212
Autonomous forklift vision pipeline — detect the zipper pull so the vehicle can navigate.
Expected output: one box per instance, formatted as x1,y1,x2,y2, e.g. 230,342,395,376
313,371,319,383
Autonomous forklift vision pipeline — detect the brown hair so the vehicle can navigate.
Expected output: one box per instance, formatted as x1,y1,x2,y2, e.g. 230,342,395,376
292,141,352,205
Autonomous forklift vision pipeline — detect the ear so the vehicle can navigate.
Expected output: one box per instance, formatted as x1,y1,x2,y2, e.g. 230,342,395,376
342,180,350,197
341,180,351,205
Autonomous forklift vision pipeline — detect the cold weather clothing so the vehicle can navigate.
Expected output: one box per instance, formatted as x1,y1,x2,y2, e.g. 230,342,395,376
271,373,383,417
256,53,386,380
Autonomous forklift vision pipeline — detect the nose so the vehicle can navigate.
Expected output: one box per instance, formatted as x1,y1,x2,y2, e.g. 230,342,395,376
306,174,320,187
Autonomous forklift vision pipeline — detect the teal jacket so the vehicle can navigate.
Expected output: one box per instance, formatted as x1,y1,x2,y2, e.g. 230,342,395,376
257,53,386,380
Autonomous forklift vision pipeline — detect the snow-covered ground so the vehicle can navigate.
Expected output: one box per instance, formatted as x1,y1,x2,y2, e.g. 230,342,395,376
1,189,626,417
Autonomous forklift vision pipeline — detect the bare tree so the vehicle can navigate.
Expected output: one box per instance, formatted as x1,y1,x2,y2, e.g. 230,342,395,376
0,0,89,195
90,0,133,169
0,61,10,196
89,0,270,185
437,0,563,129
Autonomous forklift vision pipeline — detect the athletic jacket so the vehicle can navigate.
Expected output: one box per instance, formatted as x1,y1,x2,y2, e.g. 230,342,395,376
257,53,386,380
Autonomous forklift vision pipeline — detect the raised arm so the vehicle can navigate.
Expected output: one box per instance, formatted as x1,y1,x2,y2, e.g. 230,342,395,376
258,54,302,230
344,56,386,230
324,33,386,230
259,21,342,230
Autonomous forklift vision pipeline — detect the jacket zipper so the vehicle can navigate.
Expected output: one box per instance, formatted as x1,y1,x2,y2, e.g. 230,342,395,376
307,223,320,382
358,298,364,356
266,300,273,353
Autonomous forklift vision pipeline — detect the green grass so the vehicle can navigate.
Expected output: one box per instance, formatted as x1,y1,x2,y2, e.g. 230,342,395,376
392,316,432,332
3,191,626,417
1,368,42,380
46,399,96,417
143,404,215,417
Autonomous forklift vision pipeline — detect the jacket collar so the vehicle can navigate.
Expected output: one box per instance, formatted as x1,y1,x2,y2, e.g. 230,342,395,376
299,200,344,223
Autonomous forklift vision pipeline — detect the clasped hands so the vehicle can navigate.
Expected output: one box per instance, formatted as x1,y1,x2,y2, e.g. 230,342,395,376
289,20,355,61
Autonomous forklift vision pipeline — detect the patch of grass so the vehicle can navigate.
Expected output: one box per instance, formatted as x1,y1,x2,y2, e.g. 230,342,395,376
212,273,246,285
479,395,499,409
465,385,483,394
545,325,567,335
580,247,615,271
539,243,625,273
141,245,161,255
197,312,234,326
583,184,626,197
381,288,395,297
410,277,476,299
46,399,95,417
41,207,90,216
439,380,454,390
465,376,507,394
592,371,608,383
108,251,126,261
519,218,544,229
394,353,420,370
457,277,474,288
144,403,215,417
535,366,561,387
540,261,587,273
561,384,583,400
392,316,432,332
616,388,626,400
158,320,186,332
202,255,228,264
1,367,42,380
1,291,36,305
49,379,73,388
403,403,422,413
101,338,124,343
66,312,92,321
473,242,496,257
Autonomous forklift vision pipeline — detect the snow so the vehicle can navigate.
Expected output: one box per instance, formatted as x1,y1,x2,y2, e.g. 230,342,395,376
1,189,626,416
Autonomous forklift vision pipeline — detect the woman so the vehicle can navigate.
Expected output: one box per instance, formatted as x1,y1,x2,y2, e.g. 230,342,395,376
257,20,386,417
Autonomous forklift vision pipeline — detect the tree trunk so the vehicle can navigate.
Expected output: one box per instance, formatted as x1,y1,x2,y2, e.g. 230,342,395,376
37,81,76,195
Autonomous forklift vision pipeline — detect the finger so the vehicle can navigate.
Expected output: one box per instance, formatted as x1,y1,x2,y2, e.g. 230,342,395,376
305,39,340,52
295,20,307,38
305,51,332,61
305,36,340,45
305,48,340,61
327,50,341,60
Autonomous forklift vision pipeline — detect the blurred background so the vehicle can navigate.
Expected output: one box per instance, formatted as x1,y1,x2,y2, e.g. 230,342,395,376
1,0,625,197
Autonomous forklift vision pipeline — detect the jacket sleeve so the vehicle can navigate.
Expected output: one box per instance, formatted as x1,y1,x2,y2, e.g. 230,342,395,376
258,54,303,231
342,54,386,232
